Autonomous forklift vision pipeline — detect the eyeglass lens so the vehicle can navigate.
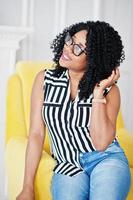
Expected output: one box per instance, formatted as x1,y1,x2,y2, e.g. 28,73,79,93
65,33,84,56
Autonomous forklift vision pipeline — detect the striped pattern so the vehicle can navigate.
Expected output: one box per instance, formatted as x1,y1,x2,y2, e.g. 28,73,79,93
41,69,112,176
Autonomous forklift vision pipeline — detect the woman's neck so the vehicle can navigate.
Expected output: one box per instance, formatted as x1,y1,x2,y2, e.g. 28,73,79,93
68,69,85,82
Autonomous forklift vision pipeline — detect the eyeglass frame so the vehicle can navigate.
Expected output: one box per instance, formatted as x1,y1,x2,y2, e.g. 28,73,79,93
64,32,87,56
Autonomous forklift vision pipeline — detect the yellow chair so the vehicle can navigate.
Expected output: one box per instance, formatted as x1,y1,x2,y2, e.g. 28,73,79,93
5,61,133,200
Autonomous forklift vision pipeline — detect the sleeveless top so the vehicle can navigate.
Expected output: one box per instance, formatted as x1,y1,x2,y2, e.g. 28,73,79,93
41,68,115,177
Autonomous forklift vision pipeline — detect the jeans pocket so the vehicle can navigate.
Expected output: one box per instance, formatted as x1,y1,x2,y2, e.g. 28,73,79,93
101,141,129,167
104,140,124,154
79,141,128,175
79,151,110,175
111,151,129,166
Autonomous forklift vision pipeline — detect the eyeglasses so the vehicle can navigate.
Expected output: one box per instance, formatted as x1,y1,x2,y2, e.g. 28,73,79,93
64,32,86,56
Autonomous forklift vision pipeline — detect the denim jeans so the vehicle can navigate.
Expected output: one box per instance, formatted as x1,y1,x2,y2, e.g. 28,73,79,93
51,140,131,200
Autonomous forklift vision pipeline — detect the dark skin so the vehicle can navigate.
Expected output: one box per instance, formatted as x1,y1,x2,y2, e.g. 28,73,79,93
16,30,120,200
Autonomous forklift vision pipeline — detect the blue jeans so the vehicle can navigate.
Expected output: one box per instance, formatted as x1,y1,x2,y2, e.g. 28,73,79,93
51,140,131,200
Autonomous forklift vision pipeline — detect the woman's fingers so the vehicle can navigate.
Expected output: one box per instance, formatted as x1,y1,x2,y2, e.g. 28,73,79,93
113,68,120,82
107,70,116,82
108,68,120,84
96,68,120,89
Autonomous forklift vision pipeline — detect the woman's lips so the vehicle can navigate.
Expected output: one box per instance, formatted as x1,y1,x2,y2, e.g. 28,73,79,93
60,52,72,61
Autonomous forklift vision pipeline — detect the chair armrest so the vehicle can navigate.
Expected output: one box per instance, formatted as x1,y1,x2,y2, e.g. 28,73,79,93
117,128,133,167
5,136,55,200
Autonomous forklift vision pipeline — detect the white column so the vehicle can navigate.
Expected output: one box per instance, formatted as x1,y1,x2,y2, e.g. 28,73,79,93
21,0,34,27
21,0,34,60
93,0,101,20
0,25,32,199
53,0,66,37
21,0,29,27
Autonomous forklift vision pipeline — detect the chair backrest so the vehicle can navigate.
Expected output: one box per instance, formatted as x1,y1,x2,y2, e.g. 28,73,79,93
6,61,53,153
116,110,125,130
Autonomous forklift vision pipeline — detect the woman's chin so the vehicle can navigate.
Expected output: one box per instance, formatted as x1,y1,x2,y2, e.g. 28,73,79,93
59,59,69,68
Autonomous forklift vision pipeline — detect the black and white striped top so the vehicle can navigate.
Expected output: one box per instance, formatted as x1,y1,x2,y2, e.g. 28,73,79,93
41,68,113,176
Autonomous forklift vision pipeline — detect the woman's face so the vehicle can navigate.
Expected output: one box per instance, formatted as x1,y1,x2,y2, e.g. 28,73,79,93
59,30,88,72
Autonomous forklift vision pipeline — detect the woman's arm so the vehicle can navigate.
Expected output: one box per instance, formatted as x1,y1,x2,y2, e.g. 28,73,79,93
16,70,46,199
89,69,120,151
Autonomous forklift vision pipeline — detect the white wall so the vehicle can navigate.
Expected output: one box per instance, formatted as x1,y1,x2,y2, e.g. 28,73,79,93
0,0,22,26
0,0,133,199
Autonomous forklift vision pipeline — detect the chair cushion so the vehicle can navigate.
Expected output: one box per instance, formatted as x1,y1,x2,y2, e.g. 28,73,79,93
127,168,133,200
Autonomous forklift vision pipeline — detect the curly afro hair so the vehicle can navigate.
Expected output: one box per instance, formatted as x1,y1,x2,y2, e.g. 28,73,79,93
50,21,125,100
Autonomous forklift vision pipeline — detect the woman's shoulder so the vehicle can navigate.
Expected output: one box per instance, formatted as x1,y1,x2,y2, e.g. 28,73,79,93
108,83,120,93
35,68,55,79
105,84,120,105
35,69,46,80
103,83,120,97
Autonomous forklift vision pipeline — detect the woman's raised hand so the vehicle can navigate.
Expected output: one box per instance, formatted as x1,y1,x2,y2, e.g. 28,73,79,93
93,67,120,98
96,67,120,89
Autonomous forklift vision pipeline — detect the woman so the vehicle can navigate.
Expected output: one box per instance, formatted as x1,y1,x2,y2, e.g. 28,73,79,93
17,21,131,200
